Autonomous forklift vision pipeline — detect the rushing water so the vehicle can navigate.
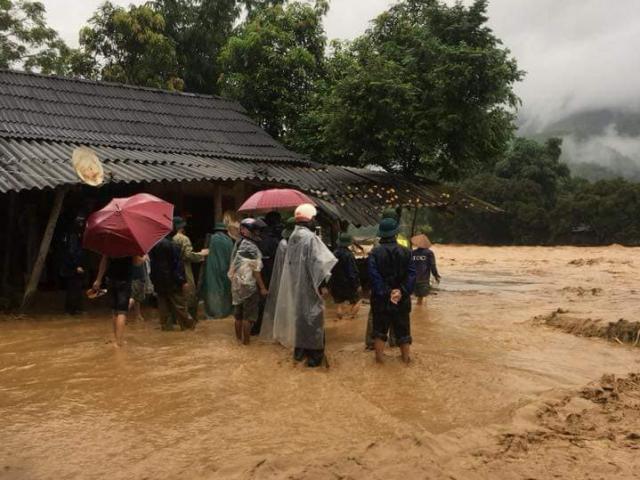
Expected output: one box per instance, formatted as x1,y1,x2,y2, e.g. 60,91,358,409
1,246,639,479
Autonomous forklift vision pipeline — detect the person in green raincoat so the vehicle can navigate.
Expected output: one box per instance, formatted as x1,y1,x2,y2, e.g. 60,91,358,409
199,222,234,319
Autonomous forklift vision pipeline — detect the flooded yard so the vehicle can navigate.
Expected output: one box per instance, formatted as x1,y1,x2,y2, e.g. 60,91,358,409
2,245,640,479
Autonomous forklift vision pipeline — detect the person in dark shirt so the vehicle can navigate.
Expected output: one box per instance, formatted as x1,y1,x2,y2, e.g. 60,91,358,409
329,233,361,319
411,234,441,306
149,235,194,331
60,215,87,315
368,218,416,364
252,212,282,335
93,255,134,347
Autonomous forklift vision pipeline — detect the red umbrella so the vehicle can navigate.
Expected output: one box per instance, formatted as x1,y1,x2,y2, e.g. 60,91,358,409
83,193,174,257
238,188,316,213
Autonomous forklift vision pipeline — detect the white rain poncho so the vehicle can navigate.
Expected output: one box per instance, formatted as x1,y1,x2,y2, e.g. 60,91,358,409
229,238,263,306
273,225,337,350
259,238,288,345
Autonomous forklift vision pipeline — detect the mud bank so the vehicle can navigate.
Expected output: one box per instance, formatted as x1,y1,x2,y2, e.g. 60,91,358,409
536,308,640,347
468,372,640,479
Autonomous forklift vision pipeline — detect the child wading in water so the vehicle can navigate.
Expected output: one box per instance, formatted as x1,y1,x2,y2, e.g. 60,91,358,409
329,233,362,319
410,233,440,305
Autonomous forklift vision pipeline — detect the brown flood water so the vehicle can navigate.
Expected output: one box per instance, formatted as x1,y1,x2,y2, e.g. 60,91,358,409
1,245,640,479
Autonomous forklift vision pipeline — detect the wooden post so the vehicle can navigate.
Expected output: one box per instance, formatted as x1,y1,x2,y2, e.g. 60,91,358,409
1,191,17,293
21,188,66,310
410,206,419,238
25,203,39,276
213,183,222,223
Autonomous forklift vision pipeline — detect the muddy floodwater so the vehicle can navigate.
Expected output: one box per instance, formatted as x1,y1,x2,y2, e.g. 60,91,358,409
2,245,640,479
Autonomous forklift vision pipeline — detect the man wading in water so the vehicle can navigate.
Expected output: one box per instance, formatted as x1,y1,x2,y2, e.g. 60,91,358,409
93,255,134,347
149,234,195,331
274,204,337,367
368,218,416,363
230,219,268,345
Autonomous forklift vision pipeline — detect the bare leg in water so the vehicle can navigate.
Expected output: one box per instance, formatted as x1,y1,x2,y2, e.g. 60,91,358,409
242,320,252,345
350,300,362,318
113,313,126,347
399,343,411,364
133,301,144,322
234,319,243,342
374,338,385,363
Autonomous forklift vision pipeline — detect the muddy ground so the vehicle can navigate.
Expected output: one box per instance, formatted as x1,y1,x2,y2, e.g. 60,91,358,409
1,245,639,479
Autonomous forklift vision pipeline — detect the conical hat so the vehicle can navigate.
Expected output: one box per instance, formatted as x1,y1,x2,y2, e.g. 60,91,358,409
72,147,104,186
411,233,432,249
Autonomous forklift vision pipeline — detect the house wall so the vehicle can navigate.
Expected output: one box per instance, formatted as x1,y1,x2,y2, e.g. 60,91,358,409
0,179,251,308
0,177,337,310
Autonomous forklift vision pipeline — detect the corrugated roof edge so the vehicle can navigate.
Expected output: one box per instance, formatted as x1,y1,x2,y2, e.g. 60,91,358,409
0,69,247,113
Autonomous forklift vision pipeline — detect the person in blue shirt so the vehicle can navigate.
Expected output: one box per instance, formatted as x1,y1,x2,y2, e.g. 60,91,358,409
368,218,416,364
411,234,441,306
329,233,361,319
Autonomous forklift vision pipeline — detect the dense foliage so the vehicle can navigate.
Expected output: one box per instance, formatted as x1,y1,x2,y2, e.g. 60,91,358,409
78,3,182,89
0,0,88,74
151,0,240,94
219,0,328,140
429,138,640,245
293,0,523,180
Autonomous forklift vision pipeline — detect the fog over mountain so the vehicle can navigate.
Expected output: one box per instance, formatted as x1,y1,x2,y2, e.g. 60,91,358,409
43,0,640,179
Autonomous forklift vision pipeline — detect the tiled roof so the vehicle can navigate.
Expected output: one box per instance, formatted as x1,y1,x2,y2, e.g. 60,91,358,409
0,70,499,225
0,70,304,163
0,137,497,226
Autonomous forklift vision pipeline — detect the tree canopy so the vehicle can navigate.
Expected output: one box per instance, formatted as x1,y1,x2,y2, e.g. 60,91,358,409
151,0,239,94
292,0,523,180
219,0,328,141
0,0,85,75
79,2,182,89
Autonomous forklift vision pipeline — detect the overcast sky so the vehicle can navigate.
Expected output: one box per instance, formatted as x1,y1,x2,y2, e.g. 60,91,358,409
42,0,640,130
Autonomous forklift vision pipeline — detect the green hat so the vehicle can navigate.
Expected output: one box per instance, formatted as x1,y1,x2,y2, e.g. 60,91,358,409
213,222,227,232
381,208,400,223
338,233,353,246
377,218,399,238
173,216,186,230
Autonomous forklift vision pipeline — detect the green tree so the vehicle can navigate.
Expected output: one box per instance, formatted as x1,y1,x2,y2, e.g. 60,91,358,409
296,0,522,180
152,0,238,94
431,137,570,244
79,2,182,89
552,178,640,244
494,137,569,206
219,0,329,141
0,0,87,75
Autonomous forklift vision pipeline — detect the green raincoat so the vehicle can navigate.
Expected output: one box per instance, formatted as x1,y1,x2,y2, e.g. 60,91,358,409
199,232,234,318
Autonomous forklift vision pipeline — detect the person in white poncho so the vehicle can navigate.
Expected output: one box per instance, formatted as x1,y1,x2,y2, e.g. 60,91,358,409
272,204,337,367
259,217,295,346
229,218,268,345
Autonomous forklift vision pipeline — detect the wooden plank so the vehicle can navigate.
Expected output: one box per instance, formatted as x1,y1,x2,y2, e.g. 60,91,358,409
21,188,67,310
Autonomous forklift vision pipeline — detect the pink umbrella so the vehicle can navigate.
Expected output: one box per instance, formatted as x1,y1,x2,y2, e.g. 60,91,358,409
83,193,174,257
238,188,316,213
